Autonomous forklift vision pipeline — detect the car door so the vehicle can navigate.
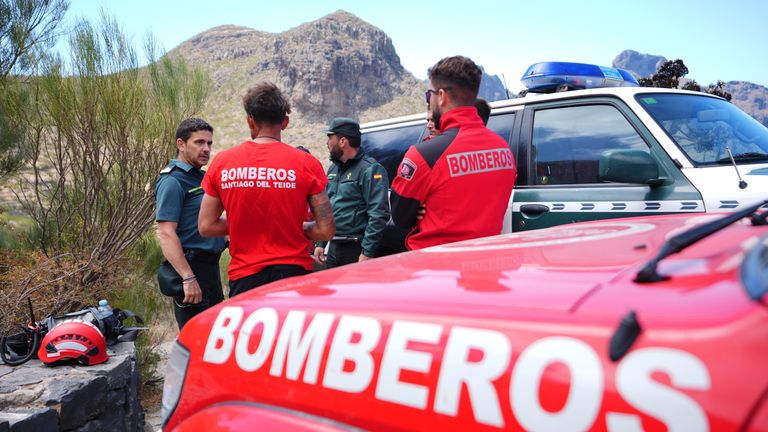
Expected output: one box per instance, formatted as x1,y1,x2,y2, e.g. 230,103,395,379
511,97,703,232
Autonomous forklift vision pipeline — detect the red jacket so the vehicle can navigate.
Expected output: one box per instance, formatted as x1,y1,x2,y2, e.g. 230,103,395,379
391,106,517,250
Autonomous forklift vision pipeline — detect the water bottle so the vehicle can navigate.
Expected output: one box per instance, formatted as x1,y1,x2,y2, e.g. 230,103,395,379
97,299,113,318
96,299,119,341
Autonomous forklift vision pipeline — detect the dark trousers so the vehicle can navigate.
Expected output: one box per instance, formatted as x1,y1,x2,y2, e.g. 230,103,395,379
326,241,362,268
174,257,223,330
229,264,309,298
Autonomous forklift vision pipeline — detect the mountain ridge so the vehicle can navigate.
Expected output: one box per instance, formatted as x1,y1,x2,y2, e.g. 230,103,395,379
168,17,768,159
169,11,505,157
613,49,768,127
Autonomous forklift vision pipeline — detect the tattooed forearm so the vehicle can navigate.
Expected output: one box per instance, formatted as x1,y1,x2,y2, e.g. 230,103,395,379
306,192,335,240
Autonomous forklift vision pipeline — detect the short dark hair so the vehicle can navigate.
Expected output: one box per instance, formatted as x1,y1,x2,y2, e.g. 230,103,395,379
175,117,213,142
474,97,491,125
428,56,482,105
242,82,291,125
341,134,361,148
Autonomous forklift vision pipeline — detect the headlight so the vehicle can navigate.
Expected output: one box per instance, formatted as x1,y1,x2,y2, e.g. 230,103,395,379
161,340,190,427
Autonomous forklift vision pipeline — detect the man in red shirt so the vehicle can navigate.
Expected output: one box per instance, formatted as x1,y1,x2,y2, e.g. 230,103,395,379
390,56,517,250
199,82,335,297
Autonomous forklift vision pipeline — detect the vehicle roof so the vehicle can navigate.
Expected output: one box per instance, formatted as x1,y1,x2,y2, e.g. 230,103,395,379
190,213,767,332
360,87,723,131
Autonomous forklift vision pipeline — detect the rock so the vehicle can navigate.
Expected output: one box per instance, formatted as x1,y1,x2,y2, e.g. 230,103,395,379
0,344,142,431
166,10,507,156
612,49,667,79
0,407,58,432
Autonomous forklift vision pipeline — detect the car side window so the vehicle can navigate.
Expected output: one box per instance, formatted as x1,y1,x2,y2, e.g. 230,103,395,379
362,124,424,187
532,104,649,185
487,112,515,143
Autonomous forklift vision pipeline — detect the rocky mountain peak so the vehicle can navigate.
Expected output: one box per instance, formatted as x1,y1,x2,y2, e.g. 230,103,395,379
612,49,667,79
167,11,510,154
275,11,411,119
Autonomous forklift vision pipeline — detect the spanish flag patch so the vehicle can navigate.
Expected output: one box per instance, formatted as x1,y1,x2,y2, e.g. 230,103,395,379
373,173,383,180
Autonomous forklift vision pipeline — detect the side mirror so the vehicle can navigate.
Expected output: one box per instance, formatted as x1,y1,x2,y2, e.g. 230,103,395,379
599,149,661,185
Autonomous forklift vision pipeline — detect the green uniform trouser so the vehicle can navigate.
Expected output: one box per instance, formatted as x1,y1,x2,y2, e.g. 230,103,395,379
173,251,223,330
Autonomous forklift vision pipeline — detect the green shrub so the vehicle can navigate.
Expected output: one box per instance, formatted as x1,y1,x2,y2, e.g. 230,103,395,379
0,213,36,251
131,230,166,278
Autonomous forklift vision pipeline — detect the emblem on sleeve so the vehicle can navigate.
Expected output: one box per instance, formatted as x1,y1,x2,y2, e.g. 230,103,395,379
398,158,417,181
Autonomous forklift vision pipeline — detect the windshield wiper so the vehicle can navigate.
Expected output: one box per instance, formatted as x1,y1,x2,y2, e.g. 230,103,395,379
634,199,768,283
716,152,768,164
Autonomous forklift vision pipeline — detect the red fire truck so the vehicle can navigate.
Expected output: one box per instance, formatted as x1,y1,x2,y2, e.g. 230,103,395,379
162,201,768,431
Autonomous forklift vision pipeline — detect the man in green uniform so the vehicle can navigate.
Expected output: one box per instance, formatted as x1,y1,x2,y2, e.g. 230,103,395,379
155,118,226,329
313,118,390,268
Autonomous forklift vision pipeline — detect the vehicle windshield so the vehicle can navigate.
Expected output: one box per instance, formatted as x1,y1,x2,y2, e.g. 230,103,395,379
637,93,768,165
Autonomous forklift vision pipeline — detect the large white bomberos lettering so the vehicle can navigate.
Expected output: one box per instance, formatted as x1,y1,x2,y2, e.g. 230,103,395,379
202,307,711,430
235,307,277,372
608,348,710,432
435,326,511,427
512,337,603,431
376,321,442,409
270,311,333,384
323,316,381,392
203,306,243,364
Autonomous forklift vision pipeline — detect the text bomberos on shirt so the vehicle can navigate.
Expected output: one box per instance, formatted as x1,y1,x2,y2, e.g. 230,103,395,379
220,166,297,189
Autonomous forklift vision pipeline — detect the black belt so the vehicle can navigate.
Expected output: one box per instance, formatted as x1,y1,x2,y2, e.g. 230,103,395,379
184,249,221,264
330,236,361,244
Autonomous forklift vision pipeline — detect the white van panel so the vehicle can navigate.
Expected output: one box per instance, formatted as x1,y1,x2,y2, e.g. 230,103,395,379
681,164,768,211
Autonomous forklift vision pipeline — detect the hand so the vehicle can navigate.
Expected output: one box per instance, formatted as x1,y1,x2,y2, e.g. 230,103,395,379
313,247,326,264
416,204,426,220
358,254,372,262
182,279,203,305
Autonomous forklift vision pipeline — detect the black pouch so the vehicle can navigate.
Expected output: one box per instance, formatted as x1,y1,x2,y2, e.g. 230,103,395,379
157,260,183,298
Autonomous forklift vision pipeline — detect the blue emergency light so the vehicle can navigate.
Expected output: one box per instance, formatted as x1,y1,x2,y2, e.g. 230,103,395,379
521,62,639,93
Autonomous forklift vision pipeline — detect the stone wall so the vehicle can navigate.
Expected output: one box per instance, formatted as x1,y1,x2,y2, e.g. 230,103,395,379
0,343,143,431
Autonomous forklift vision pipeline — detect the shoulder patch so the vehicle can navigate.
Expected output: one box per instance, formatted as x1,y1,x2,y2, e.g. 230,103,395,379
160,166,173,174
414,128,458,169
398,158,417,181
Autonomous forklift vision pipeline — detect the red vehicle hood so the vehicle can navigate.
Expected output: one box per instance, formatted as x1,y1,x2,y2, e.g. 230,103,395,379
191,214,766,330
170,213,768,432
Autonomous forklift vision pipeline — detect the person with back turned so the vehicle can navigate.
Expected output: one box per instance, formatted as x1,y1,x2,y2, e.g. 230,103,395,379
198,82,335,296
390,56,517,250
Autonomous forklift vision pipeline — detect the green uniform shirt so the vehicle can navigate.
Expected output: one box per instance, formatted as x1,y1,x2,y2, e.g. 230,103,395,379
155,160,226,253
317,152,390,257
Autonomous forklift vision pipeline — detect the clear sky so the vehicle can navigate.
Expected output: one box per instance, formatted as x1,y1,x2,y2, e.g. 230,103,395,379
61,0,767,92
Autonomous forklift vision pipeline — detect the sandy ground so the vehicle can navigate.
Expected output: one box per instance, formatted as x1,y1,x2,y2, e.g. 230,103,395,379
143,338,174,431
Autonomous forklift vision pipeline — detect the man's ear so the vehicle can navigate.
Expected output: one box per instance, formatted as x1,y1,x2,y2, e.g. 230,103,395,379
247,116,260,139
438,88,450,109
282,115,289,130
176,138,185,152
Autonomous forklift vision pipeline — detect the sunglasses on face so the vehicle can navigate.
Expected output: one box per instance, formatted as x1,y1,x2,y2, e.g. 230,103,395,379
424,89,438,104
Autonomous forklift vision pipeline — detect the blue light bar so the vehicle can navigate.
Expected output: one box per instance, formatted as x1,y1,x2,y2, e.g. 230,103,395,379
521,62,639,93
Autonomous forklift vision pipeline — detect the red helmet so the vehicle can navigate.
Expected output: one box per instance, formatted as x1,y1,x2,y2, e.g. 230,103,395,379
38,320,108,366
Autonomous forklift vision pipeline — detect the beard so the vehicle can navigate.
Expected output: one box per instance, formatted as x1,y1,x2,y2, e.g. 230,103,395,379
182,149,207,169
329,143,344,163
431,107,442,132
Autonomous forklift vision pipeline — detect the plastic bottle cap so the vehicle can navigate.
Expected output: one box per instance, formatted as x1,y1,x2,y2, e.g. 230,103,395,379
98,299,108,307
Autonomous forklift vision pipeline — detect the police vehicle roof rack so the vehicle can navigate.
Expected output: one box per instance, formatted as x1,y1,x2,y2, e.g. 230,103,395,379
521,61,639,94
